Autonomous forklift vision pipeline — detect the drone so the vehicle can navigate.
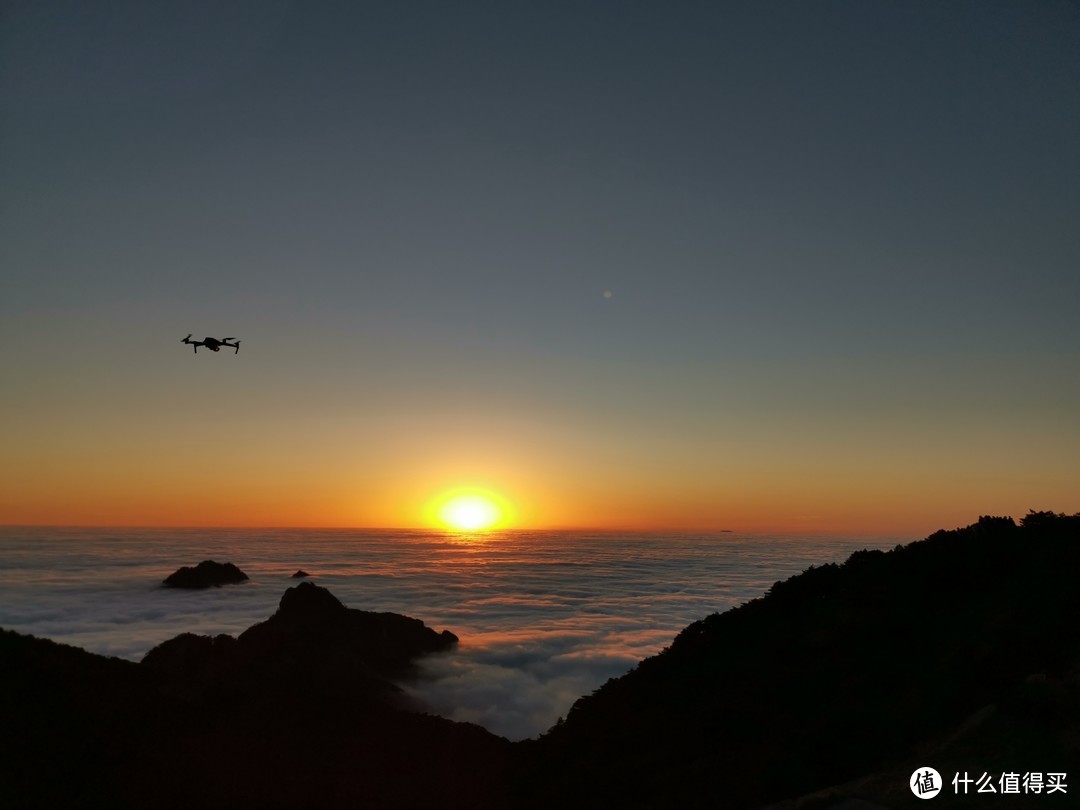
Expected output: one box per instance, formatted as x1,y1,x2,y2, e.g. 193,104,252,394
182,334,241,354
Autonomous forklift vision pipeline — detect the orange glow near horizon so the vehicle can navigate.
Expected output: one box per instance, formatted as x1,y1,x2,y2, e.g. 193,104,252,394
1,420,1077,537
3,4,1079,550
423,487,516,532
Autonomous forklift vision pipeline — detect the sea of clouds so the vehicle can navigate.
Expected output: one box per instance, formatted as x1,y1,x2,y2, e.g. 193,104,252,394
0,527,899,740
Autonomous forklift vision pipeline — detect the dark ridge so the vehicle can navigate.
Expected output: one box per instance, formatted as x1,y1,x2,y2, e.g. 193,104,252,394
522,511,1080,809
291,569,311,578
1,584,507,810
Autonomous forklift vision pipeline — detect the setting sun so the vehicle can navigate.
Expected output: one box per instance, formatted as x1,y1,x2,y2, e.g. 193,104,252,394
426,488,514,532
442,495,498,530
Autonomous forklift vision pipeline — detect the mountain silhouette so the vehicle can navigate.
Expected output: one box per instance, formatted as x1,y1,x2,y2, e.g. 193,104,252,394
521,511,1080,808
2,513,1077,809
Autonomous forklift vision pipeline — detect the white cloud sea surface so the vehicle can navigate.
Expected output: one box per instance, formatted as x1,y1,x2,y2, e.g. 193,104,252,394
0,527,901,739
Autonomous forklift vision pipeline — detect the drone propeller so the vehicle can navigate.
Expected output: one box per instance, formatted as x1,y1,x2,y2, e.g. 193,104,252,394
182,334,192,342
222,337,236,342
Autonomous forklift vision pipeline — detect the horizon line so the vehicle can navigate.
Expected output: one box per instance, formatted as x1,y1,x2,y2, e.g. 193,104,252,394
0,521,922,539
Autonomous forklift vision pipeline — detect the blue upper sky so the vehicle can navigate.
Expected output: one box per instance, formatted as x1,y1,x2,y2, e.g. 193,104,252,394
2,1,1078,531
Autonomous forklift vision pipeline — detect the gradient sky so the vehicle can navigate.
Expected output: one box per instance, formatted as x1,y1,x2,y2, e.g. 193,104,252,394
2,0,1078,534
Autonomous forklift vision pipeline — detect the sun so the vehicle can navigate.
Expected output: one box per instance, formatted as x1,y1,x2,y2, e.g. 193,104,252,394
442,495,498,531
426,488,513,532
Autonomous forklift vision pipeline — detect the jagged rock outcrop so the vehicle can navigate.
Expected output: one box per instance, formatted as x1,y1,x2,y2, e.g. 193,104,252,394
291,569,311,578
242,581,459,669
243,580,459,669
142,582,460,706
162,560,249,589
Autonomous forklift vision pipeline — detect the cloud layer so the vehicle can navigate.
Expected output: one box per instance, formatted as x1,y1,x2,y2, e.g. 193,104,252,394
0,527,899,738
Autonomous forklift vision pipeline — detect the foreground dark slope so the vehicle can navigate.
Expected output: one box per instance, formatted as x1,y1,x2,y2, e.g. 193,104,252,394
0,583,511,810
524,512,1080,809
2,515,1076,809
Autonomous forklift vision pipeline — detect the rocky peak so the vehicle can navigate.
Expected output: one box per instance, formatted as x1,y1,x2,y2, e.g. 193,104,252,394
276,581,346,623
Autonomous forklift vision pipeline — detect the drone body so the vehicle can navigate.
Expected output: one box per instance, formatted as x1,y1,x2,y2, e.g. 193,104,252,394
182,334,241,354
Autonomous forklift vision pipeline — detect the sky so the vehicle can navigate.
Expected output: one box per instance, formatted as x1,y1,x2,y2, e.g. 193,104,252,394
2,0,1078,535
